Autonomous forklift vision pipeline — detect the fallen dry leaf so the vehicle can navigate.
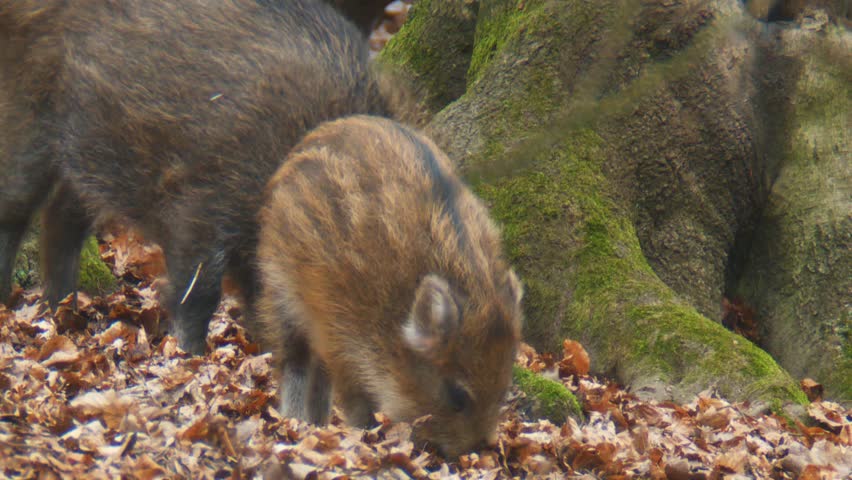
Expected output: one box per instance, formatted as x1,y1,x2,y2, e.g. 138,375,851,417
37,335,81,367
559,339,590,377
801,377,825,402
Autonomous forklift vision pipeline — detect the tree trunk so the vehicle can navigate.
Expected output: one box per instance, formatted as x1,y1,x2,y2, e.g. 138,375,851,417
735,20,851,402
380,0,479,113
381,0,848,405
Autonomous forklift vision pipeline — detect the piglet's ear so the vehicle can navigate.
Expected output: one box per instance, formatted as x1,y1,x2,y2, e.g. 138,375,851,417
506,269,524,310
403,274,460,355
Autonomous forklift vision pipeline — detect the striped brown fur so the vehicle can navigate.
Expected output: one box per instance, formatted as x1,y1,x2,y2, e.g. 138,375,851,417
257,115,523,457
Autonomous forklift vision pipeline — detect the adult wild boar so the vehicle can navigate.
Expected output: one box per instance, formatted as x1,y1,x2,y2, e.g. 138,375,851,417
0,0,406,353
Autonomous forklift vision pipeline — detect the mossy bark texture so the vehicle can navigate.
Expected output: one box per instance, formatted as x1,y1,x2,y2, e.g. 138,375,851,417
378,0,852,405
735,24,851,402
379,0,479,114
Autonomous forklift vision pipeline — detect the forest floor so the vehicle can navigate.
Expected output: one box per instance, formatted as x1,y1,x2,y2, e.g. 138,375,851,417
2,2,851,478
0,226,850,479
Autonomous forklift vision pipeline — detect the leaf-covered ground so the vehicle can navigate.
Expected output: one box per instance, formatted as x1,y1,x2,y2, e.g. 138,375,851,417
1,227,851,479
2,4,850,478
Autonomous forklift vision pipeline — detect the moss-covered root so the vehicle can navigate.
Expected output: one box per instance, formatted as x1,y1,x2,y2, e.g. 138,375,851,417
378,0,478,114
78,235,116,296
478,132,806,407
409,0,808,407
512,366,584,425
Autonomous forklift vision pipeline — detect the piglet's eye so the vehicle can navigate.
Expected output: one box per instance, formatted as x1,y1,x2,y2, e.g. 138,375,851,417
445,381,471,413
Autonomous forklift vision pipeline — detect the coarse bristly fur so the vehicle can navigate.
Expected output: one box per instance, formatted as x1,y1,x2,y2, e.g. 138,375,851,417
257,115,524,458
0,0,420,354
1,0,523,458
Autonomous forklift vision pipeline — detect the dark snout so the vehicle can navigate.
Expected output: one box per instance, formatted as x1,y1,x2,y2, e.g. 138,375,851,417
411,422,499,460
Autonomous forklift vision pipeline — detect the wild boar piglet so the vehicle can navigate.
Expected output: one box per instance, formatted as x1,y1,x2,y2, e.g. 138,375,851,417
257,115,524,457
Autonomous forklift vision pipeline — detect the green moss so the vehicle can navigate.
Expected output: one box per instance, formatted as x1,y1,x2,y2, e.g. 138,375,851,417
476,134,596,345
467,1,541,87
12,228,41,290
77,235,116,296
379,2,430,70
475,128,804,404
379,0,478,113
512,365,583,424
12,228,116,298
627,304,808,405
478,131,651,347
415,0,804,405
467,0,601,89
462,2,578,179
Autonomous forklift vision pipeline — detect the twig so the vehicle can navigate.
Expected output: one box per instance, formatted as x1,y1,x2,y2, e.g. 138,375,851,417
180,262,204,305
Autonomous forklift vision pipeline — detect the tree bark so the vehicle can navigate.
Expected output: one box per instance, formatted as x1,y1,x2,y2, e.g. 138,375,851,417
381,0,848,405
735,20,851,402
380,0,479,114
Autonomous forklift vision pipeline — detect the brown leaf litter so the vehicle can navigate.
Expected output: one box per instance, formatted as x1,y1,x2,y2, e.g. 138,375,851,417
1,232,850,479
